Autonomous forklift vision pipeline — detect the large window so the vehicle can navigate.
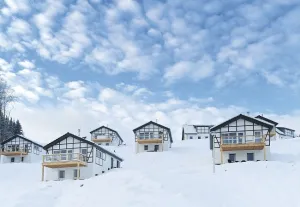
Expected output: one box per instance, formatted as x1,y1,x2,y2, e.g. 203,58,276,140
222,133,240,144
254,132,261,143
139,132,154,139
197,127,209,134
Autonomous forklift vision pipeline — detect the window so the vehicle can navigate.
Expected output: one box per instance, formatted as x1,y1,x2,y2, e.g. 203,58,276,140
59,170,65,179
81,149,87,161
222,134,229,144
11,157,15,163
205,136,208,139
190,136,193,139
198,136,201,139
61,149,67,160
144,145,148,150
254,132,261,143
95,150,103,166
238,133,244,144
229,154,236,162
247,153,254,161
106,143,109,146
21,157,24,162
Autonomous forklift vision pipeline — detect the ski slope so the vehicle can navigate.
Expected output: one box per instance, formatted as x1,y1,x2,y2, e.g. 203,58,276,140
1,139,300,207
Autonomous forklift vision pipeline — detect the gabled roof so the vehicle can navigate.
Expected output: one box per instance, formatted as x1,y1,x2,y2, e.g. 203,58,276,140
210,114,273,131
277,127,295,132
43,132,123,161
133,121,173,143
183,125,197,134
90,126,123,142
255,115,278,126
1,135,44,148
193,125,214,128
276,128,285,135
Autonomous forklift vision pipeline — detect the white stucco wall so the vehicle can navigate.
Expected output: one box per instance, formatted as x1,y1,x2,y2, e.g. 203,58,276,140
136,140,171,153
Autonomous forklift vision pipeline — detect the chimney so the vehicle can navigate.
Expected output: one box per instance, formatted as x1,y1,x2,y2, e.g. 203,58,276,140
78,129,80,137
247,112,250,116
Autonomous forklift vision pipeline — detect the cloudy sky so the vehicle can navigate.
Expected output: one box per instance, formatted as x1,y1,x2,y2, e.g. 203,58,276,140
0,0,300,144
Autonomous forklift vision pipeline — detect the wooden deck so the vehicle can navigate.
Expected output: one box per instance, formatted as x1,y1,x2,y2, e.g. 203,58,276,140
221,143,265,151
137,139,163,144
42,161,87,168
92,138,112,143
0,151,28,156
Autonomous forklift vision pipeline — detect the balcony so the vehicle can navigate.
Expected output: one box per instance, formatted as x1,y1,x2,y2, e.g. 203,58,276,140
42,153,87,168
92,137,112,143
1,148,28,156
136,137,163,144
220,136,265,151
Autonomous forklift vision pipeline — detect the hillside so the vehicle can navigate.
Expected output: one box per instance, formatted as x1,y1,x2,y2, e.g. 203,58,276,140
1,139,300,207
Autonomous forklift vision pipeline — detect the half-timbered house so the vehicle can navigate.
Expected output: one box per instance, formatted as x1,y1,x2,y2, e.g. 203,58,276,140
182,125,214,140
90,126,124,146
133,121,173,153
42,132,123,181
276,127,295,139
210,114,275,164
0,135,44,163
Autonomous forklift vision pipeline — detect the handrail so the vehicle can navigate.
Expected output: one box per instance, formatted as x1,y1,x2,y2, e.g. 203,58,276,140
221,136,266,145
1,147,28,153
137,136,163,139
42,153,86,163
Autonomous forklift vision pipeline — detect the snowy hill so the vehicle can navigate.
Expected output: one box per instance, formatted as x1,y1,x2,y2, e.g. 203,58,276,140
1,139,300,207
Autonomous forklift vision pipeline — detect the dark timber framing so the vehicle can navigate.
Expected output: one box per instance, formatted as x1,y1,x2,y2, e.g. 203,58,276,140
43,132,123,162
133,121,173,143
1,135,43,155
210,114,273,150
90,126,124,144
255,115,278,126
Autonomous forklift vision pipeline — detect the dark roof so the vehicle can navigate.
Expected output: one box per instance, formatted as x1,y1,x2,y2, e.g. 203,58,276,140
90,126,123,142
193,125,214,128
133,121,173,143
277,127,295,132
43,132,124,161
1,135,44,148
210,114,273,131
255,115,278,126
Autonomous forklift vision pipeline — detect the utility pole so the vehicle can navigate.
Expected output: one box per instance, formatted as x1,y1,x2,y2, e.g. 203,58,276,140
212,134,215,173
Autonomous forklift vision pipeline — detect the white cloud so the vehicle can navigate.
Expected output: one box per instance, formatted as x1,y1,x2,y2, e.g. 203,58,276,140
2,0,31,16
7,18,31,36
18,60,35,69
164,55,215,84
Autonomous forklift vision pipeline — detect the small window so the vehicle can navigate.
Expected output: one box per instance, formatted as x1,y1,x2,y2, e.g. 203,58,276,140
59,170,65,179
247,153,254,161
144,145,148,150
205,136,208,139
21,157,24,162
190,136,193,139
11,157,15,163
198,136,201,139
106,143,109,146
229,154,236,162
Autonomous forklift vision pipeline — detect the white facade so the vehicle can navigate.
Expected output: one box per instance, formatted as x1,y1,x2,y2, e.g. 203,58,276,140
276,127,295,139
1,135,45,164
182,125,213,140
43,133,123,181
90,126,124,146
133,121,173,153
210,114,273,165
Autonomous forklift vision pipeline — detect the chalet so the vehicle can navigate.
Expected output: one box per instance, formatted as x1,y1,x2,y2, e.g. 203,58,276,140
276,127,295,139
90,126,124,146
0,135,44,163
210,114,276,164
42,132,123,181
133,121,173,153
182,125,214,140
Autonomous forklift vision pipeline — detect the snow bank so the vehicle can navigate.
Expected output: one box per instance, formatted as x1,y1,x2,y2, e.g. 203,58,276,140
1,139,300,207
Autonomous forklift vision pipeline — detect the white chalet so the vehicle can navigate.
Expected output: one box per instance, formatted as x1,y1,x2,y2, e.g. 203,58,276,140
90,126,124,146
276,127,295,139
0,135,44,163
133,121,173,153
210,114,276,164
182,124,214,140
42,132,123,181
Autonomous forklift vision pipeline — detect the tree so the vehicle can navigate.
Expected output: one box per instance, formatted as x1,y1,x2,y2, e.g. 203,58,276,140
14,120,23,136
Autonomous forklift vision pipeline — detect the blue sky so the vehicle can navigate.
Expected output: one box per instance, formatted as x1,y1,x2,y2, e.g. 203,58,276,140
0,0,300,142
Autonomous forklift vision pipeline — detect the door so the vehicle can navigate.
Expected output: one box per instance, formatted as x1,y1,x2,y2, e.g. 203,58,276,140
154,145,159,152
247,153,254,161
81,149,87,161
229,153,236,162
111,157,114,169
68,150,73,161
117,160,120,168
58,170,65,180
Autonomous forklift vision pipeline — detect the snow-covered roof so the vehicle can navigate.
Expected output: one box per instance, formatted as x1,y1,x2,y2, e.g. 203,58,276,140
183,125,197,134
276,128,285,135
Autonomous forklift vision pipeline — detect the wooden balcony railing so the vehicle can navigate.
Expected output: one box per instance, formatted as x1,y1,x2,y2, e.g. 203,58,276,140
136,137,163,144
1,148,28,156
92,137,112,143
42,153,87,168
220,136,266,151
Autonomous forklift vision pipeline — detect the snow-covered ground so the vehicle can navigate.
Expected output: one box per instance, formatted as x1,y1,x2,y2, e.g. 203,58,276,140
1,139,300,207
